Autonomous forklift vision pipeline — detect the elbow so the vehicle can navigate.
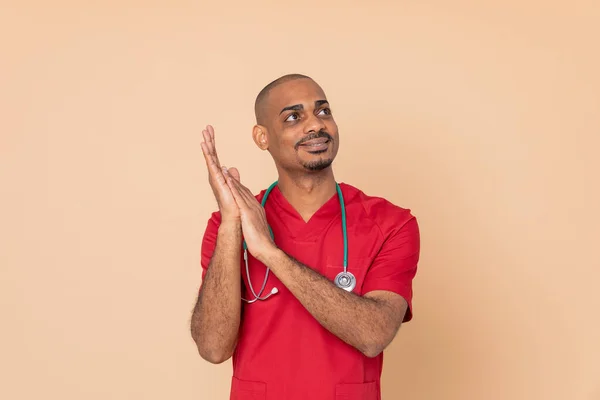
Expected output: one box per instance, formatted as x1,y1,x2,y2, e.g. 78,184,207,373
196,345,233,364
360,322,402,358
192,333,235,364
361,344,384,358
360,337,389,358
203,353,231,365
190,324,237,364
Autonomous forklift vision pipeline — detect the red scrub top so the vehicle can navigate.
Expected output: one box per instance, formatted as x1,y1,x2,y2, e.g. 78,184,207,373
200,182,420,400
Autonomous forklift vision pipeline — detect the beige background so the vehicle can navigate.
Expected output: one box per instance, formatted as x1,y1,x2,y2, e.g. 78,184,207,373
1,1,599,399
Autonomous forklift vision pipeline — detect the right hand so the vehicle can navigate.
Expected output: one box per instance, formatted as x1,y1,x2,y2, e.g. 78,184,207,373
201,125,241,222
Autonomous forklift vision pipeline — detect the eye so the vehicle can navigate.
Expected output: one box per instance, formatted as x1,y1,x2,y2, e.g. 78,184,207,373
285,112,299,122
318,108,331,116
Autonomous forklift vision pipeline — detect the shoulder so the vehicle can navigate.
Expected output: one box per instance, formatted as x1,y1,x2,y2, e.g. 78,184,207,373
340,182,417,234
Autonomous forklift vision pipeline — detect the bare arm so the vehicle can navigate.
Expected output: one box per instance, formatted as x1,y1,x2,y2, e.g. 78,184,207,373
190,125,243,364
191,221,242,364
259,249,407,357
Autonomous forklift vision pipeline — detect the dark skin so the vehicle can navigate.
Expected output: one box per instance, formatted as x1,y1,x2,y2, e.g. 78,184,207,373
251,78,340,221
191,78,408,363
191,125,242,363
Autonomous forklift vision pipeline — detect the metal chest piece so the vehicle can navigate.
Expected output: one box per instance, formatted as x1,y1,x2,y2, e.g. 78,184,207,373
334,271,356,292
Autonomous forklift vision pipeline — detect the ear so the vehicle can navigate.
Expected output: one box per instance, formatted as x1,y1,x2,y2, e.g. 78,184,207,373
252,125,269,150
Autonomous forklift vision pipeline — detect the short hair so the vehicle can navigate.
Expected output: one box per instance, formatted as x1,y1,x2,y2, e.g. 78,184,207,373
254,73,313,124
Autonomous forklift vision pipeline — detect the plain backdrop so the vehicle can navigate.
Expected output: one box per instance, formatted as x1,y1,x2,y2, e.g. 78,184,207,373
1,1,599,399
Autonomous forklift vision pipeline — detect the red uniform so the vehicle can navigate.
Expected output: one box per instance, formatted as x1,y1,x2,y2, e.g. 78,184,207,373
200,182,420,400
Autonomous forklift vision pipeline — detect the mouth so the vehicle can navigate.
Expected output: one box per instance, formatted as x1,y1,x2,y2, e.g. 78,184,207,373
298,138,330,153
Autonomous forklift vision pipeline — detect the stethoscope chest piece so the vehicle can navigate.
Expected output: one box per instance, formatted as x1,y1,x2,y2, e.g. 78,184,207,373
334,271,356,292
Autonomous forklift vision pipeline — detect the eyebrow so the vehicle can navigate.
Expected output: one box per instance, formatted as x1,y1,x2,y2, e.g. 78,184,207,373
279,99,329,115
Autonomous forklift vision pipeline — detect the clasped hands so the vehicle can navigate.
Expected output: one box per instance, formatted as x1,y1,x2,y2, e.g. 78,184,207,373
201,125,277,262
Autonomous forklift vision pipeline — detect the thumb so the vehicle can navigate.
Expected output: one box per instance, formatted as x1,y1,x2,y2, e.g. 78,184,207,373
227,167,241,182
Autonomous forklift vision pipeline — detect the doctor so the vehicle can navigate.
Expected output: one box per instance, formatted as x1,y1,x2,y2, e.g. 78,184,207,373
190,74,420,400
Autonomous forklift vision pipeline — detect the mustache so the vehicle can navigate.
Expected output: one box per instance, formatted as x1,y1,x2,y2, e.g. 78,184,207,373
295,130,333,149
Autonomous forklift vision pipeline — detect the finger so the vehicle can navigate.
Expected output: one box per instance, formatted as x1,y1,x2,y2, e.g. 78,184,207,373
207,125,215,143
200,140,217,170
227,167,241,182
200,141,212,167
201,144,229,191
202,127,216,159
201,128,223,176
224,168,249,207
201,129,211,153
229,175,258,205
206,125,223,168
201,129,214,162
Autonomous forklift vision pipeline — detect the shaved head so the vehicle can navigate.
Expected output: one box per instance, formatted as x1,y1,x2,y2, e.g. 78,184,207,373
250,74,338,174
254,73,314,125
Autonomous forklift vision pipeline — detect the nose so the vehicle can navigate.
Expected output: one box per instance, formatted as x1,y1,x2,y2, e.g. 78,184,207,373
304,112,326,134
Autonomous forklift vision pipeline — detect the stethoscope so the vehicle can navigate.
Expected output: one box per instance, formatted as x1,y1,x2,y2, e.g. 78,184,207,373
241,181,356,303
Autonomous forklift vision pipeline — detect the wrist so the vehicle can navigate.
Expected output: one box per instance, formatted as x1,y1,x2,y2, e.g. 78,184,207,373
256,244,283,267
218,219,242,236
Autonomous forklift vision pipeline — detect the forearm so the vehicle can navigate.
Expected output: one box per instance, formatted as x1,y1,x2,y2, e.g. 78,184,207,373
260,249,402,357
191,221,242,363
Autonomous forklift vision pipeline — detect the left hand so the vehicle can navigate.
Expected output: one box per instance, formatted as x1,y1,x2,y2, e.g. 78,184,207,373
223,168,276,261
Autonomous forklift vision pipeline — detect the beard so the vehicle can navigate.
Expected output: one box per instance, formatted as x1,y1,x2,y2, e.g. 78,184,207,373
302,157,334,171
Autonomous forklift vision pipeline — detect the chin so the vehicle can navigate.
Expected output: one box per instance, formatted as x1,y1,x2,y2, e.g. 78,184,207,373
302,158,334,171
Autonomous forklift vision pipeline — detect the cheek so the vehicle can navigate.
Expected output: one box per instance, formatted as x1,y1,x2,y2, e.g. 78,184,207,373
325,121,338,137
275,130,301,150
268,135,298,160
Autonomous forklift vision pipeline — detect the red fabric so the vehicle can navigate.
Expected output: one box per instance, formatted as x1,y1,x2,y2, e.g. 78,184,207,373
199,183,420,400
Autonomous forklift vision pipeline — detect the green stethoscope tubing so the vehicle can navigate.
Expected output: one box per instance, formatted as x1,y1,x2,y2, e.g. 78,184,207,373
241,181,354,303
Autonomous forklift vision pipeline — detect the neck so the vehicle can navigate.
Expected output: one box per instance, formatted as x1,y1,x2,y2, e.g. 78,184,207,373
275,168,337,222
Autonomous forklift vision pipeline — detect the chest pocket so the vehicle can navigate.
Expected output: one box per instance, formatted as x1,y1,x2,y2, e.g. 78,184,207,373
325,255,373,296
230,376,266,400
335,381,379,400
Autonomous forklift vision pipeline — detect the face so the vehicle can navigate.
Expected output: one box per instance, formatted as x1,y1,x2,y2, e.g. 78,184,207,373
254,78,339,173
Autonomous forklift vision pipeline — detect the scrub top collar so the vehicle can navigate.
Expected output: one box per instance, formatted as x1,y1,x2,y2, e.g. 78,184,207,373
266,182,357,240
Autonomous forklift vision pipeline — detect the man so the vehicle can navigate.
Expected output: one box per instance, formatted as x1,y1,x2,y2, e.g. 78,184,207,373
191,74,420,400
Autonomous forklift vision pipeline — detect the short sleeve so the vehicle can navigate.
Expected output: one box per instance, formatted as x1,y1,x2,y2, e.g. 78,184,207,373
361,215,420,322
199,211,221,291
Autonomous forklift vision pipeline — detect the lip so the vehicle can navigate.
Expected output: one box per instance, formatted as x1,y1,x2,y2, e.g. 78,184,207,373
299,138,329,147
299,140,329,153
